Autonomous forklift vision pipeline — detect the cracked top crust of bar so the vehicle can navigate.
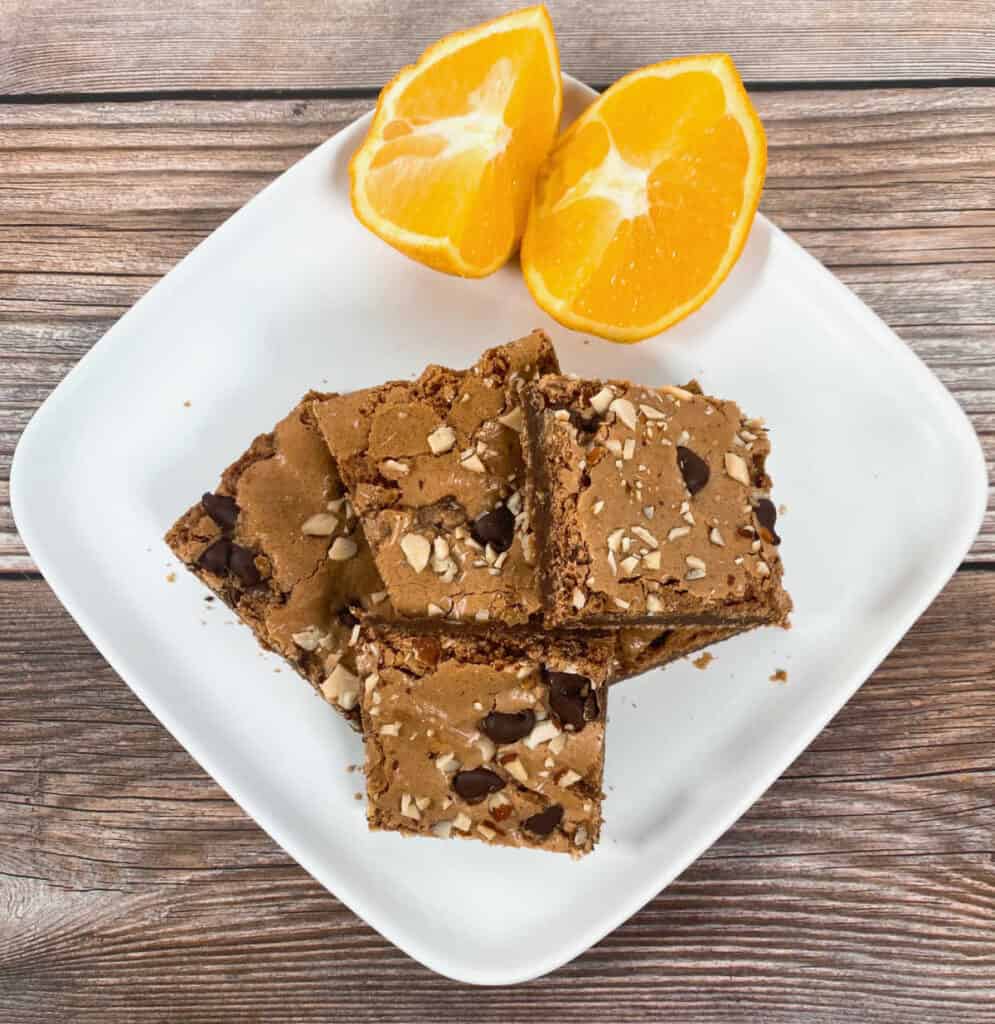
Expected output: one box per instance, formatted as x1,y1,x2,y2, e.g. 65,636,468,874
523,375,792,628
357,628,610,856
311,331,558,627
164,393,391,726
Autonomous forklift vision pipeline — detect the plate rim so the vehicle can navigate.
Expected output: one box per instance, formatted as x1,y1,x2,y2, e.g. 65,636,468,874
9,74,988,985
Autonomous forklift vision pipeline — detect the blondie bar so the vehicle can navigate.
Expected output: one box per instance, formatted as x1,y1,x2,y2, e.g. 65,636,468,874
311,331,557,628
164,394,390,726
357,628,610,855
524,375,791,629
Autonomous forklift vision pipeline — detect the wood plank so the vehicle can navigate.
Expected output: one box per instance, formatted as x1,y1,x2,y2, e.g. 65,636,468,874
3,0,995,95
0,572,992,1018
1,87,993,569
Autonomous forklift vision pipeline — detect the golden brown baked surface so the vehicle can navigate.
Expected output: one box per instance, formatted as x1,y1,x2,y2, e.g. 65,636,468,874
311,331,558,627
358,628,611,856
523,375,792,629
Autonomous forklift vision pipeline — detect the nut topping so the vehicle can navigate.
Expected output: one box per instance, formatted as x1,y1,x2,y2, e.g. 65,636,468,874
725,451,751,486
399,533,431,572
301,512,338,536
660,385,695,402
497,406,525,432
609,397,637,430
590,386,615,414
327,536,358,561
427,425,456,454
291,626,324,652
524,720,562,749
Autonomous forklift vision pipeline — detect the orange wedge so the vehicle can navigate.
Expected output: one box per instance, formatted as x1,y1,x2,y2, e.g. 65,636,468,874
522,54,766,342
350,6,562,278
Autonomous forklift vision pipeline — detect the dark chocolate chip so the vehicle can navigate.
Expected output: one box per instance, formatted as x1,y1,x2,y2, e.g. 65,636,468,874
647,629,674,652
676,446,710,495
480,709,536,744
228,544,261,586
201,492,238,531
546,671,592,732
470,505,515,553
523,803,564,837
754,498,781,545
337,607,359,628
568,408,602,436
452,768,506,803
197,538,231,576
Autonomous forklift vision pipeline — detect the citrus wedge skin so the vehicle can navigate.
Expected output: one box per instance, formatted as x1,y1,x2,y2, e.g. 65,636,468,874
522,54,767,343
350,5,562,278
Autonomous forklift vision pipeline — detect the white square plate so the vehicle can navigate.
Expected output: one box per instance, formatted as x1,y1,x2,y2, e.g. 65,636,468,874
11,76,986,985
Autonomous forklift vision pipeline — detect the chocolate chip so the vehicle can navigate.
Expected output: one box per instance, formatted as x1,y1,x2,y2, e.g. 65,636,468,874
523,803,563,837
754,498,781,545
647,629,674,652
197,538,231,575
228,544,261,586
201,492,238,531
337,607,359,628
546,671,593,732
452,768,506,803
470,505,515,553
676,446,710,495
480,709,536,744
568,408,602,436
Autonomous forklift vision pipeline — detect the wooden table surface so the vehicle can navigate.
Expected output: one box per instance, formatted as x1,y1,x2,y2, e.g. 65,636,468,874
2,3,994,1020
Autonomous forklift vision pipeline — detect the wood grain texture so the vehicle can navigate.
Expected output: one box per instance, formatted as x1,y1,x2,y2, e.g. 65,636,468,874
1,87,992,568
3,0,995,95
1,573,993,1021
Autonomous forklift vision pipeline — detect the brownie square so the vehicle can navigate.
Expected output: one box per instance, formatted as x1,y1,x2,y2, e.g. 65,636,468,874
357,628,611,856
311,330,558,628
164,393,391,727
523,375,791,629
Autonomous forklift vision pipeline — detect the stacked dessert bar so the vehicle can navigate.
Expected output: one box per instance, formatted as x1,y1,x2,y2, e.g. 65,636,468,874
166,331,790,856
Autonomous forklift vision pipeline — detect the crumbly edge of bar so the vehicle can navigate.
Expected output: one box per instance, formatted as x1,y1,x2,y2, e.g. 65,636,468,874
163,393,362,730
610,624,752,684
522,383,557,623
524,376,792,630
363,809,595,856
358,622,615,688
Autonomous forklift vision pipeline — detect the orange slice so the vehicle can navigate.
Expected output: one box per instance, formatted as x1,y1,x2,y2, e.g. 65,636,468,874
350,6,561,278
522,54,766,342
